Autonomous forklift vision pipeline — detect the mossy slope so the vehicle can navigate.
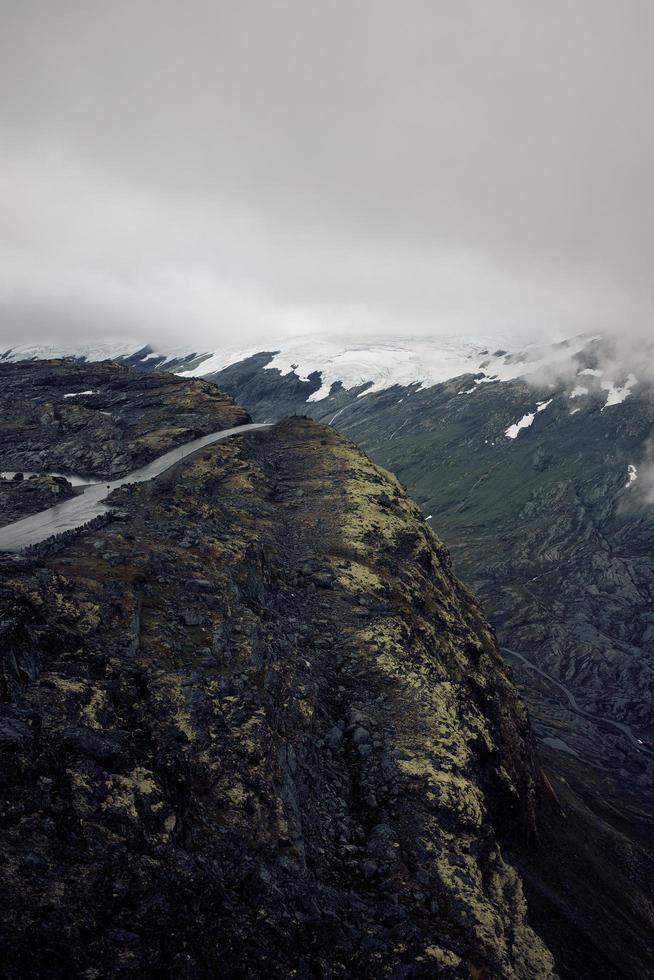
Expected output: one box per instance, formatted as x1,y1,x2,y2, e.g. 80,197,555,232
0,415,555,978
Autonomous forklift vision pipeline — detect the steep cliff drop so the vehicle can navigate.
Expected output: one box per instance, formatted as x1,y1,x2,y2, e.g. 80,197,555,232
0,365,652,978
0,409,557,978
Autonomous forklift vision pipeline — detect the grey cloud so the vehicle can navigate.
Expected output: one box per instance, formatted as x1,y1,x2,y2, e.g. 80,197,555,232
0,1,653,349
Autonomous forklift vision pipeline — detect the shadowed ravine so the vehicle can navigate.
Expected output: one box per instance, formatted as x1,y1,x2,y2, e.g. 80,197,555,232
502,647,654,759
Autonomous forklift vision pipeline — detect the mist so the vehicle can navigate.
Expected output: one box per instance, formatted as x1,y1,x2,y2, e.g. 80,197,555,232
1,1,653,352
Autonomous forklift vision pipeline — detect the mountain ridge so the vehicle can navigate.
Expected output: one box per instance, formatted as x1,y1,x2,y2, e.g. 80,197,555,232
0,363,560,977
1,356,653,977
2,332,627,404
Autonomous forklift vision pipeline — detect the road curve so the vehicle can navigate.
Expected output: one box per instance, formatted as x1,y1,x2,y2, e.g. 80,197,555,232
502,646,654,759
0,423,272,553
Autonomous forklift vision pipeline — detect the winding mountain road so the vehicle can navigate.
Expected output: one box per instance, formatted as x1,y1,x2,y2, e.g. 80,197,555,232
502,646,654,759
0,423,271,553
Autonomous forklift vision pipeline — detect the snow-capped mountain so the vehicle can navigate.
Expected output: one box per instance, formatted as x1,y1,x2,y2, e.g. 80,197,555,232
176,333,600,398
0,341,142,362
2,332,641,413
194,331,654,828
0,341,211,375
2,326,654,912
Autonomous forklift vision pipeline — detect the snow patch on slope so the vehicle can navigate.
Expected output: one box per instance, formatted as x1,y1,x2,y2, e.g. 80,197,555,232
568,368,637,411
505,399,553,439
601,373,637,410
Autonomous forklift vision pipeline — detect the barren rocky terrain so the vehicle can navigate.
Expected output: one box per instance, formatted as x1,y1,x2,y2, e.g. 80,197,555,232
204,344,654,843
0,359,248,479
0,362,652,978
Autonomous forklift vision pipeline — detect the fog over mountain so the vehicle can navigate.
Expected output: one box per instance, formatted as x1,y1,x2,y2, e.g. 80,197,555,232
3,8,654,973
1,1,654,352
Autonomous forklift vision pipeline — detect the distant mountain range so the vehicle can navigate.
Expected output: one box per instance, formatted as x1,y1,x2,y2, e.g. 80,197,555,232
1,332,640,409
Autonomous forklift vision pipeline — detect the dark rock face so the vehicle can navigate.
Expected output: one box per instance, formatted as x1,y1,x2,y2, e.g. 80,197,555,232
206,350,323,421
0,411,559,978
204,347,654,837
1,364,652,979
0,359,249,479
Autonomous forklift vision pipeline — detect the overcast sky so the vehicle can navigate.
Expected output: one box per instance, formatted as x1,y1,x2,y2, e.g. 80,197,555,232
1,1,653,350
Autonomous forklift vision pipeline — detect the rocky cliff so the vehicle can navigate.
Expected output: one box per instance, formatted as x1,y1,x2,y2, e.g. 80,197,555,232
0,364,652,979
0,359,248,479
203,345,654,848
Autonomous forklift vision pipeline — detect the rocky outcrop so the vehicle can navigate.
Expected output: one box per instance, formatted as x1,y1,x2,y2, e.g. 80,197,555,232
0,409,558,978
0,359,249,478
204,346,654,843
2,363,652,978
